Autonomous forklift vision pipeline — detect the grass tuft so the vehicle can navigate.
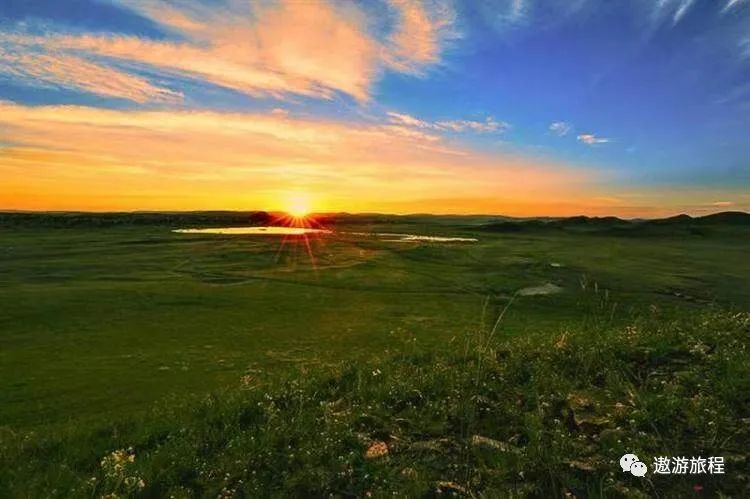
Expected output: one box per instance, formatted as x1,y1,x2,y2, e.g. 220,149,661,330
1,309,748,497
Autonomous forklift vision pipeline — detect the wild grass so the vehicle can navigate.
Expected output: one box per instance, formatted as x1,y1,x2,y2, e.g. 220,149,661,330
3,224,750,430
1,304,747,498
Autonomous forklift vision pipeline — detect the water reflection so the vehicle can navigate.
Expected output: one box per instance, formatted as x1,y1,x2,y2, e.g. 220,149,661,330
347,232,478,243
173,227,478,243
174,227,330,235
382,235,477,243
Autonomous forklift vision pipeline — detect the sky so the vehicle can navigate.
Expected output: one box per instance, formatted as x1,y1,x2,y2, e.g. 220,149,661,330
1,0,749,217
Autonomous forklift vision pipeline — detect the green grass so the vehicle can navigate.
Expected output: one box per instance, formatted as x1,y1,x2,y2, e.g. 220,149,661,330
1,307,747,497
2,223,749,429
1,219,749,496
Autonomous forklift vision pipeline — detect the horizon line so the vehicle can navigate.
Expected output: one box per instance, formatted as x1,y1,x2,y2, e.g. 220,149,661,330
1,208,748,222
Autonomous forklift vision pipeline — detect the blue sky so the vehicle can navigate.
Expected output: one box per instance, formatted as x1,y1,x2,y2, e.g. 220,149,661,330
1,0,748,215
379,1,750,184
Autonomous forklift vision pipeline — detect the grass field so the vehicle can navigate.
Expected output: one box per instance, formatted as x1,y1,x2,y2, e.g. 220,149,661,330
1,214,749,496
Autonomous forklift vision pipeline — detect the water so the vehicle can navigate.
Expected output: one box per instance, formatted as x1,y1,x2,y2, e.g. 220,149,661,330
345,232,478,242
174,227,330,235
382,234,477,243
174,227,478,243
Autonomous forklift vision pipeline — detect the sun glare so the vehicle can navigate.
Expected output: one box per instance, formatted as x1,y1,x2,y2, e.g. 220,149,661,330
286,193,312,218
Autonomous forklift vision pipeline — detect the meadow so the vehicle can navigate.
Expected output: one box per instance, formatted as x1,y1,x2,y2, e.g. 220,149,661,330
0,213,748,496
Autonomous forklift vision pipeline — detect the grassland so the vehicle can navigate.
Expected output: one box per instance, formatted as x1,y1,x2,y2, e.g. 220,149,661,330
0,213,748,496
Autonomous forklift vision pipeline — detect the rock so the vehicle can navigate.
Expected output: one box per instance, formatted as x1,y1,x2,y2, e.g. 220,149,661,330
567,459,597,471
470,435,510,452
565,393,612,431
436,481,469,495
365,441,389,459
408,438,458,453
401,467,418,478
573,414,611,429
518,283,563,296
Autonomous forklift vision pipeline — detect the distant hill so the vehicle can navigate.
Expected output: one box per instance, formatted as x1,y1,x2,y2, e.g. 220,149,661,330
555,215,630,227
1,210,748,230
0,211,275,228
480,211,750,234
694,211,750,225
646,213,693,225
0,211,508,228
481,215,630,232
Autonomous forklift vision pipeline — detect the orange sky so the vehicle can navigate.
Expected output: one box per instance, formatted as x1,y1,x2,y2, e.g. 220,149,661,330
1,101,746,217
1,0,748,217
0,101,581,213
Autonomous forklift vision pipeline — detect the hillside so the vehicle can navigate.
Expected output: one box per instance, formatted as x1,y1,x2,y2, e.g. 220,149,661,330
481,211,750,235
2,309,747,497
3,210,748,230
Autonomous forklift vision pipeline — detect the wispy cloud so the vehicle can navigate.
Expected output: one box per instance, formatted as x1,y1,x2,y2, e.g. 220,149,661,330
386,111,431,128
713,81,750,105
740,37,750,59
509,0,528,22
549,121,572,136
486,0,592,32
0,101,588,212
577,133,610,145
387,111,509,133
436,118,509,133
0,0,456,103
672,0,695,24
649,0,697,27
722,0,748,13
0,45,182,103
385,0,458,73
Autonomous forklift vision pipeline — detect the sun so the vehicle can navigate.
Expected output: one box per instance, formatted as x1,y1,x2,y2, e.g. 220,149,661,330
285,193,312,218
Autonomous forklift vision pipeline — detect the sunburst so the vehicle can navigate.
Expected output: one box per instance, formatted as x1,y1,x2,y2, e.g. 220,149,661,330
271,192,327,270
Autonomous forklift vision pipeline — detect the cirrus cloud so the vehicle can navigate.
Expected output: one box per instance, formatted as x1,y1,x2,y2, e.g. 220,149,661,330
577,133,611,145
387,111,509,133
549,121,572,136
0,0,457,103
0,100,591,212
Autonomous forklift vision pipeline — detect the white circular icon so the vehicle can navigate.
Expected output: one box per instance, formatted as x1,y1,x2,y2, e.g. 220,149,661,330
620,453,639,472
630,461,648,477
620,453,648,477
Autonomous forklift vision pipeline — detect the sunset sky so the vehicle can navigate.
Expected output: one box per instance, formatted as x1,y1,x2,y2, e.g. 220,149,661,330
1,0,749,217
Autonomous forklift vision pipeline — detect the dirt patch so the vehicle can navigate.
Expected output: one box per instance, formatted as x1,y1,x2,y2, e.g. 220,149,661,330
518,283,563,296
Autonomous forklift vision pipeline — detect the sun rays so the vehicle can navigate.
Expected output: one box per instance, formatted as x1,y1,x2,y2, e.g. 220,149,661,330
267,194,327,271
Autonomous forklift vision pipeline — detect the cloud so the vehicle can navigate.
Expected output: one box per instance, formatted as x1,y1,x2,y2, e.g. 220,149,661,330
495,0,529,26
511,0,528,20
387,111,509,133
0,45,182,103
549,121,572,136
712,201,734,207
0,0,457,103
649,0,697,27
713,81,750,105
672,0,695,24
385,0,458,73
435,118,509,133
386,111,431,128
577,133,610,145
484,0,592,32
722,0,747,13
0,101,590,212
